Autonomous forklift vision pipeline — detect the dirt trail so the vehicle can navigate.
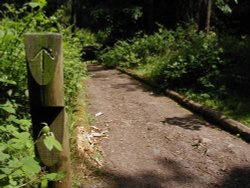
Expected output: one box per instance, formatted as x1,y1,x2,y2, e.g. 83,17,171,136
83,65,250,188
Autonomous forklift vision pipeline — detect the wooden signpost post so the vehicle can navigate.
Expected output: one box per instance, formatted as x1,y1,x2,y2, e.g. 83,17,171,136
24,33,71,187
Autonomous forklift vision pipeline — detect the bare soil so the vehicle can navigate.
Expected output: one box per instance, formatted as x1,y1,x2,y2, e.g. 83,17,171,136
79,64,250,188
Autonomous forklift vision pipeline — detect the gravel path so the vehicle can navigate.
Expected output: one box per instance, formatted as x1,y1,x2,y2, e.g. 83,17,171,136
83,64,250,188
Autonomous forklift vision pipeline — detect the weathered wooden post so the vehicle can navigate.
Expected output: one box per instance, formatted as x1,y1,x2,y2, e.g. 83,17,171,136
24,33,71,187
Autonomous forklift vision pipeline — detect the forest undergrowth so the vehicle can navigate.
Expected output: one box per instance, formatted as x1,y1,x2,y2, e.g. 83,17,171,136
0,0,96,187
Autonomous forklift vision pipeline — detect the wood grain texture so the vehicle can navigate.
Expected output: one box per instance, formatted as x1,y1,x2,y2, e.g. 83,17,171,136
25,33,71,187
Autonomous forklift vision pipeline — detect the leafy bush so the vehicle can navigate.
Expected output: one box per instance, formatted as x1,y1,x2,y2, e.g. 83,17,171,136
99,23,223,90
0,1,58,105
63,29,90,110
162,26,222,89
99,40,139,68
98,27,173,68
0,1,91,187
74,29,97,48
0,101,39,187
0,1,62,187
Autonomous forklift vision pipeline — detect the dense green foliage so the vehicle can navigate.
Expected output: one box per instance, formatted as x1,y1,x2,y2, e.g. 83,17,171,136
99,24,223,89
98,23,250,126
63,30,93,110
0,2,57,186
0,1,92,187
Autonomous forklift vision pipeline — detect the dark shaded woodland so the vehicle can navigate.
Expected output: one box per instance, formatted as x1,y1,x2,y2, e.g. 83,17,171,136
70,0,250,34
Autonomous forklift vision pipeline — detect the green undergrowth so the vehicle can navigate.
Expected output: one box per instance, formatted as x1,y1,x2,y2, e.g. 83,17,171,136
98,23,250,127
179,90,250,127
0,0,94,187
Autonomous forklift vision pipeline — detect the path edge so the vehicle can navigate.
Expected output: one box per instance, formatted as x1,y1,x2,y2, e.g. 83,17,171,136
117,67,250,143
71,80,94,186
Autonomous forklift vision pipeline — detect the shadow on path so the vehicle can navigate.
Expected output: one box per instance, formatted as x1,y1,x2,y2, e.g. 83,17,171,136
82,157,199,188
87,64,111,72
82,158,250,188
88,64,160,93
161,115,205,131
217,167,250,188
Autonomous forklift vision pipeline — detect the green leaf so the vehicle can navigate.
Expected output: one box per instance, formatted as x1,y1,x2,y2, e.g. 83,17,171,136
18,119,32,127
21,156,41,176
0,174,7,180
25,0,47,9
8,138,24,150
0,103,16,114
1,168,12,175
44,173,57,180
44,172,65,181
41,179,48,188
43,135,53,151
0,145,7,152
0,152,10,161
5,125,18,134
11,169,23,177
43,135,62,151
51,138,63,151
0,78,16,85
8,159,22,169
15,132,30,140
25,2,40,8
9,178,17,186
55,171,66,180
6,115,18,123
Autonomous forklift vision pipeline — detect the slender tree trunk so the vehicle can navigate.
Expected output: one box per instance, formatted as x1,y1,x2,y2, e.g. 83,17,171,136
206,0,213,33
71,0,77,33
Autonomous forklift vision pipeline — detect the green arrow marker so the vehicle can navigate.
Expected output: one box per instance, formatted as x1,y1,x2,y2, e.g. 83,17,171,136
29,48,55,85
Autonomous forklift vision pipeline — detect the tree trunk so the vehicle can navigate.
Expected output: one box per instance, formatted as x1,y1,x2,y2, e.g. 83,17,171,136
206,0,213,33
71,0,77,33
